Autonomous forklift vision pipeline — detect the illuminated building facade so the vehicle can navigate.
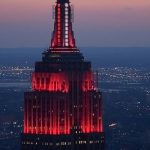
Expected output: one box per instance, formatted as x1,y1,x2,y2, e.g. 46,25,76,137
21,0,105,149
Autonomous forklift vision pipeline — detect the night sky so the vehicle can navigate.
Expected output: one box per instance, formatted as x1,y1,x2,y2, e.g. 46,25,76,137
0,0,150,48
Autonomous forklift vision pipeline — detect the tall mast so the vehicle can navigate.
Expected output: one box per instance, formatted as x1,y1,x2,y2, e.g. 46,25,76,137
50,0,77,52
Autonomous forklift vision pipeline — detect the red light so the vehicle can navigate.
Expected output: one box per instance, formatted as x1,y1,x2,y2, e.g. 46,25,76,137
32,73,69,92
50,1,76,50
24,1,103,136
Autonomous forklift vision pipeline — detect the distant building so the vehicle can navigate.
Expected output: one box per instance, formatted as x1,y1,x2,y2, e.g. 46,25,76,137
21,0,105,149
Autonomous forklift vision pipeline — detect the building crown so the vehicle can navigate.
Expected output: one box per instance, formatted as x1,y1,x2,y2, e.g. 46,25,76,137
50,0,78,52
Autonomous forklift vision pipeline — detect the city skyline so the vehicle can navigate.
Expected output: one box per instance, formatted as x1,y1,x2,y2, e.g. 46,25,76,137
0,0,150,150
0,0,150,48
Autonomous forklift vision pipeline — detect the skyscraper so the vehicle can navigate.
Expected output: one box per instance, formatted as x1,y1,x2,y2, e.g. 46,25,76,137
21,0,105,149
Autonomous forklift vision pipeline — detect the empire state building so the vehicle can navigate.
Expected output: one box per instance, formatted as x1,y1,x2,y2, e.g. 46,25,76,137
21,0,105,149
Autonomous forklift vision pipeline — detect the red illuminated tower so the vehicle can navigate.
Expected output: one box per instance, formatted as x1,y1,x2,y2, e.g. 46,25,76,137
21,0,105,149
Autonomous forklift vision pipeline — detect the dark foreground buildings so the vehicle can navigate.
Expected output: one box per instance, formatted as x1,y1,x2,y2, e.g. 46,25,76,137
21,0,105,149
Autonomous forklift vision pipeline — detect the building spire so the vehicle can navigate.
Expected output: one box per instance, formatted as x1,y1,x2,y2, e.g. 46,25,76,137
50,0,77,52
57,0,69,3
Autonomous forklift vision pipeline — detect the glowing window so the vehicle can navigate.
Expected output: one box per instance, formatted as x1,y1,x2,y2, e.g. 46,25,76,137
65,40,69,43
65,3,69,7
65,27,68,30
65,31,68,34
65,23,68,27
65,15,68,19
65,19,68,23
65,11,68,15
65,35,68,38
